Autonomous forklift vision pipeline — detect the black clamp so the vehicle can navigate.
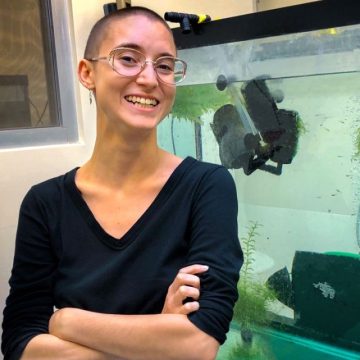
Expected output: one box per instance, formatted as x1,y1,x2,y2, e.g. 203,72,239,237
103,2,131,16
164,12,211,34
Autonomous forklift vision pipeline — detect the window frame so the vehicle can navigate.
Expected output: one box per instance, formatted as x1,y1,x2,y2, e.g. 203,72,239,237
0,0,78,148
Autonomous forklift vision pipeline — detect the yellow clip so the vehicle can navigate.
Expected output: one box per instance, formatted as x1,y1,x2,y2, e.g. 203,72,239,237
317,28,337,36
198,14,207,23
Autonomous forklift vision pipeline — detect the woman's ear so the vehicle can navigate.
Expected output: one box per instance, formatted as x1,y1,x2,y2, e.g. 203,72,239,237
78,59,95,90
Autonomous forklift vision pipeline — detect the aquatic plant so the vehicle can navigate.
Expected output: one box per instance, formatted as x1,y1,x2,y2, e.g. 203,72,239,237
229,221,276,359
239,221,258,293
227,339,260,360
295,113,307,135
227,338,275,360
234,280,276,333
233,221,276,331
171,83,232,124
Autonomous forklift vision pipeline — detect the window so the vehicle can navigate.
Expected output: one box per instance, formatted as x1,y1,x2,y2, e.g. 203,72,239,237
0,0,78,148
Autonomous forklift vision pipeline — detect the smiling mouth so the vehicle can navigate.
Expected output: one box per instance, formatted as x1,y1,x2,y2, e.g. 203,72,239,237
125,96,159,108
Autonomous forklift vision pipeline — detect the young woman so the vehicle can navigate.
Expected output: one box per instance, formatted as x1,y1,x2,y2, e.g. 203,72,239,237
2,7,243,360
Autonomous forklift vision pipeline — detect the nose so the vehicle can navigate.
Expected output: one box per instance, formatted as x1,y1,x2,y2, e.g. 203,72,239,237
136,61,159,87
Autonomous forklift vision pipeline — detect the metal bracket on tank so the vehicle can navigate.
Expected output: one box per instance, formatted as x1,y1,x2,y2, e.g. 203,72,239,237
103,1,131,15
164,12,211,34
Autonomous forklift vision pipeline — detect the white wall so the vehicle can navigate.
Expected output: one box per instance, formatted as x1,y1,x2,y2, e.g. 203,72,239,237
0,1,105,357
133,0,256,22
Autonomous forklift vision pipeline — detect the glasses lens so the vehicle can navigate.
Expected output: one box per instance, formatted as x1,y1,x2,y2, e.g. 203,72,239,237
111,48,144,77
155,57,186,85
109,49,186,85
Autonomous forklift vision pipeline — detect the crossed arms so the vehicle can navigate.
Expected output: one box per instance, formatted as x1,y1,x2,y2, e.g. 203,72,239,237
21,265,219,360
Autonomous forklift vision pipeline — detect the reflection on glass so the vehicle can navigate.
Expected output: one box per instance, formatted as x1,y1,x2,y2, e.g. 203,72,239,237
0,0,58,130
158,23,360,360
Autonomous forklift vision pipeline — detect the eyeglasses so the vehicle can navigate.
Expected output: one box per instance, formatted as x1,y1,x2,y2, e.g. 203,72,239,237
87,47,187,85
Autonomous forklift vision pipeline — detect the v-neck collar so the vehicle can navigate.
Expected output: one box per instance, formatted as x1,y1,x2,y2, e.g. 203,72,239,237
64,156,195,250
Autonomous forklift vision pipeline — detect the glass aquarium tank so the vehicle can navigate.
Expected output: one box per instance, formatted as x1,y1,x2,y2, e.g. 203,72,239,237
158,1,360,359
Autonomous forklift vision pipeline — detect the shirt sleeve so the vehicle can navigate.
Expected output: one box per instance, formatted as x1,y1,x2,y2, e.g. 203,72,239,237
1,188,57,360
186,166,243,344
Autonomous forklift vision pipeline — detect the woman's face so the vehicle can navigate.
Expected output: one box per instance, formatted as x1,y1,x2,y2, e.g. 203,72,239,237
91,15,177,133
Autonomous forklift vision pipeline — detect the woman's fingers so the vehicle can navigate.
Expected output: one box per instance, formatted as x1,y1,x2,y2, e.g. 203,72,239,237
179,285,200,300
162,264,208,315
171,264,208,290
179,264,209,275
182,301,199,314
171,272,200,291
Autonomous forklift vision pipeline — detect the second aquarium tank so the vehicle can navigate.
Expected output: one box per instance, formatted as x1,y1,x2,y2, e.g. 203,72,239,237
158,1,360,359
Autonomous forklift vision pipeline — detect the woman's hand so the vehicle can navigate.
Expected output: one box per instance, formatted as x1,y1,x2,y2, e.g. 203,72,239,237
161,264,208,315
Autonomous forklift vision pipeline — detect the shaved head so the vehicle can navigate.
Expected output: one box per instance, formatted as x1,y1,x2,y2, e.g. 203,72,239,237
84,6,174,59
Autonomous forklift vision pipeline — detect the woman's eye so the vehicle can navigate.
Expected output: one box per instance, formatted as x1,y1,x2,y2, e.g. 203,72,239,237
156,62,174,72
158,64,171,71
119,56,138,64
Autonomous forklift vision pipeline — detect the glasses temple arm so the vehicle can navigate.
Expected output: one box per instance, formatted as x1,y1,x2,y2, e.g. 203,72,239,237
86,56,109,61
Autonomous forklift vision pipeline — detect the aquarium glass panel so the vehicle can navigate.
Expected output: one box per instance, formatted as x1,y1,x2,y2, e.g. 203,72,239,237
158,23,360,357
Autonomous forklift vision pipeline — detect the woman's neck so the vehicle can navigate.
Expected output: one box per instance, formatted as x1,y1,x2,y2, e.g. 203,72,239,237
80,127,170,187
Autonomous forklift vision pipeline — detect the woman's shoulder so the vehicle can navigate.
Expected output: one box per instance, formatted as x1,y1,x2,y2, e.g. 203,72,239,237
172,157,236,200
26,168,78,203
184,156,232,181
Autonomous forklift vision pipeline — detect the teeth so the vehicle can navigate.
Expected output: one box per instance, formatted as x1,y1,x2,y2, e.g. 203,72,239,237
126,96,158,106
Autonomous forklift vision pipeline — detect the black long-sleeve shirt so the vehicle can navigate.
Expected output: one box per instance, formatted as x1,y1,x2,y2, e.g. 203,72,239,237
2,157,243,360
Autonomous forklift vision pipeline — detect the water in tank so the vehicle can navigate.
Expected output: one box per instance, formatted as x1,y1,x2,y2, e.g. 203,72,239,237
158,4,360,359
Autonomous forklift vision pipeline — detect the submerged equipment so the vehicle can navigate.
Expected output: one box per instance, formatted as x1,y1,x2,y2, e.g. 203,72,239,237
267,251,360,348
212,75,299,175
